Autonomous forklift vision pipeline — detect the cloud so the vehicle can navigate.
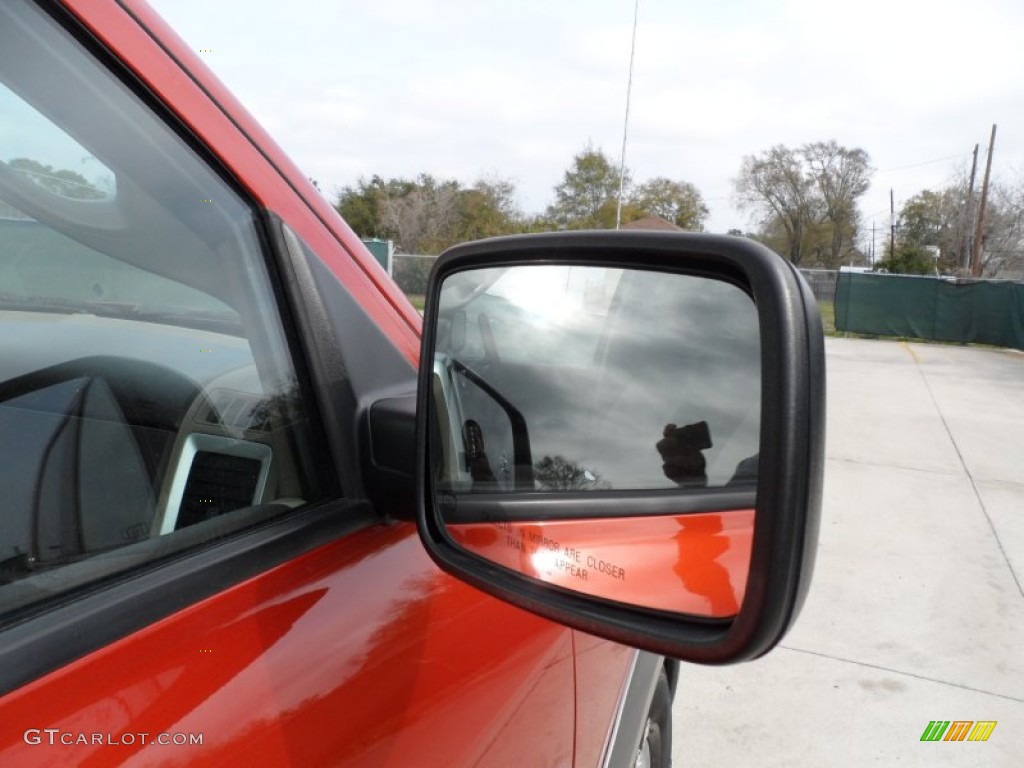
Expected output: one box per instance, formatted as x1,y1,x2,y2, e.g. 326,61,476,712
150,0,1024,234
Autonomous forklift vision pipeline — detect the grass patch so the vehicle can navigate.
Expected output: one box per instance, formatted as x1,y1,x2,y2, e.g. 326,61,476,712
818,301,836,334
407,294,426,312
820,302,1003,347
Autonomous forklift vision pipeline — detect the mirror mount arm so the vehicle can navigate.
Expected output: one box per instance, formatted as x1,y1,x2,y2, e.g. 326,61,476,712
450,360,534,490
363,392,417,520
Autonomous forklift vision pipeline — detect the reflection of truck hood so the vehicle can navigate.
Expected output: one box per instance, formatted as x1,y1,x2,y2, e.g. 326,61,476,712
0,309,255,389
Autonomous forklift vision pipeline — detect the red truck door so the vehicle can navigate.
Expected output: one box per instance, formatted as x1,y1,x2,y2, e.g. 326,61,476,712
0,1,593,765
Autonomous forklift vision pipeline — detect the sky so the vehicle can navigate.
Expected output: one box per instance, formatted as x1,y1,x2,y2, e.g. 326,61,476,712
148,0,1024,251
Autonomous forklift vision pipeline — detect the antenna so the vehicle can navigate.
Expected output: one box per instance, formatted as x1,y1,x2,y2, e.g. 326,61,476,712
615,0,640,230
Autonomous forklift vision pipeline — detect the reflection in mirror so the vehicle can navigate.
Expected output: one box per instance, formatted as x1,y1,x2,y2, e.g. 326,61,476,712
447,513,753,618
429,263,762,617
432,265,761,493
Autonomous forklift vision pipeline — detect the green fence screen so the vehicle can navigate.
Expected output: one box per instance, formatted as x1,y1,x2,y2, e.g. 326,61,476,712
835,273,1024,350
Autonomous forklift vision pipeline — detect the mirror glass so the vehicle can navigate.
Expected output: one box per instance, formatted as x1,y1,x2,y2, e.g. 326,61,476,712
430,264,761,617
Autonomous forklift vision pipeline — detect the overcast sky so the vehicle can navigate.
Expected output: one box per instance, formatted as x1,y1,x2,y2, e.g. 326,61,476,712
149,0,1024,249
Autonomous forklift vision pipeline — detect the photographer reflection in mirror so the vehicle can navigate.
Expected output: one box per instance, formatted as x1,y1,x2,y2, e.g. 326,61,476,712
656,419,751,616
656,420,759,489
656,421,712,488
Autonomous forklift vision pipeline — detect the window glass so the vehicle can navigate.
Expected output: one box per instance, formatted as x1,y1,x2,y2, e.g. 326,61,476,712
0,0,328,618
0,83,115,200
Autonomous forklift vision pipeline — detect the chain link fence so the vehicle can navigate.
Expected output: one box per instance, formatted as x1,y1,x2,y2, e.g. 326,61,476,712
392,254,438,296
798,269,838,303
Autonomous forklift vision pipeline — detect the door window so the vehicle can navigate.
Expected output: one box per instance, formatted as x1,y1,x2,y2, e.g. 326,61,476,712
0,0,329,620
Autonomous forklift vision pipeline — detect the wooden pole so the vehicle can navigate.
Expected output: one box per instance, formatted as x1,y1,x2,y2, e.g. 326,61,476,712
970,124,997,277
890,189,896,261
962,143,979,271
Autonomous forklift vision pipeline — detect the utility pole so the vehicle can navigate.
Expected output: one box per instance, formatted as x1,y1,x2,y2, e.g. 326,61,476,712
962,143,979,271
615,0,640,230
970,124,997,277
871,221,876,266
890,189,896,261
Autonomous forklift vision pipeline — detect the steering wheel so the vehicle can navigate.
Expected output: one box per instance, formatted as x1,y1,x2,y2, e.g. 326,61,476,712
0,356,202,568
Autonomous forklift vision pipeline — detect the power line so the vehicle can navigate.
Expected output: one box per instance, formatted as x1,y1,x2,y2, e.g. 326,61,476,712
874,152,972,175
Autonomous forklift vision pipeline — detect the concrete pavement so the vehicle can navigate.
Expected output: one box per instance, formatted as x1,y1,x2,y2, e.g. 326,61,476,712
672,337,1024,766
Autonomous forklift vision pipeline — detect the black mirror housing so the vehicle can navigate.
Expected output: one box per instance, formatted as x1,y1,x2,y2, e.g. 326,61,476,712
415,231,825,664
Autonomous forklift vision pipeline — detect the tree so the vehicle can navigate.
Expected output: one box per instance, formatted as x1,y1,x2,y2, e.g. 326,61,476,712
335,174,461,252
592,198,647,229
630,177,709,230
895,187,967,273
8,157,105,200
888,171,1024,278
335,175,407,240
335,174,524,253
876,242,936,275
533,456,610,491
977,179,1024,278
802,141,872,267
455,176,523,241
546,145,627,229
733,145,821,265
378,174,462,254
733,142,873,267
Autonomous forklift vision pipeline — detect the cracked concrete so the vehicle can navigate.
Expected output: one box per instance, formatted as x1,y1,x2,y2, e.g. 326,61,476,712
672,337,1024,766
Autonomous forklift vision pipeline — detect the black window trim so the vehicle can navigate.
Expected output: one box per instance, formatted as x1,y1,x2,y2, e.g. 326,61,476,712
265,213,363,496
0,498,378,695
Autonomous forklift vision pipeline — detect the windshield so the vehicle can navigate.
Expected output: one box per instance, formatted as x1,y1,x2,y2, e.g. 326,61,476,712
0,218,240,333
0,11,264,336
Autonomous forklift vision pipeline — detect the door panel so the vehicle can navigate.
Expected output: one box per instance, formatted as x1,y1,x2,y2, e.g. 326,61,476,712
0,4,582,766
573,633,636,768
1,523,574,767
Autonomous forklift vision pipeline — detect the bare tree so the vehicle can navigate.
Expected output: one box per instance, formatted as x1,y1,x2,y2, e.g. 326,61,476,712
734,145,820,265
734,142,873,267
802,141,872,267
378,175,461,253
980,179,1024,278
895,169,1024,278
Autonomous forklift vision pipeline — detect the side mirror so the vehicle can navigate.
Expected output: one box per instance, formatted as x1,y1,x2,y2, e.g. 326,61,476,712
415,231,825,663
